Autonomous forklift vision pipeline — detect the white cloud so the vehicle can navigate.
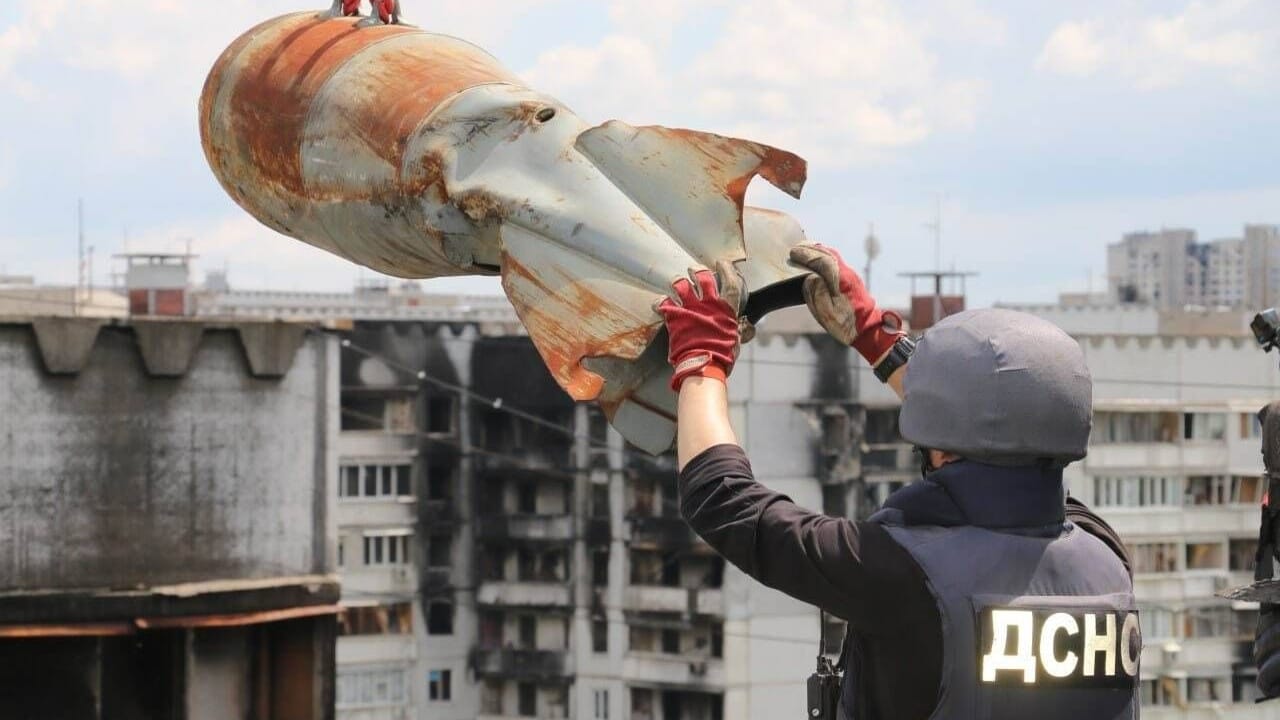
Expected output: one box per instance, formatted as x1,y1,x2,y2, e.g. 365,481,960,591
1037,1,1278,89
1036,21,1105,77
526,0,988,167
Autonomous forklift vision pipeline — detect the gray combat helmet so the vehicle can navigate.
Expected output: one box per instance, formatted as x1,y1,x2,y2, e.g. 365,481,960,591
899,308,1093,467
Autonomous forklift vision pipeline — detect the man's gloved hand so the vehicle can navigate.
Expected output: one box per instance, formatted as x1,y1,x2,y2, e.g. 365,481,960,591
789,243,904,365
656,261,745,392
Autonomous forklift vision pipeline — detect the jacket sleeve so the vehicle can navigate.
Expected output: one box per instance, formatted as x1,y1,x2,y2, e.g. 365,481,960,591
677,444,931,634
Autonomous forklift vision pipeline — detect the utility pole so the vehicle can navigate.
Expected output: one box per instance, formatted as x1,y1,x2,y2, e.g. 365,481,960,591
863,223,880,292
923,196,943,326
76,198,85,316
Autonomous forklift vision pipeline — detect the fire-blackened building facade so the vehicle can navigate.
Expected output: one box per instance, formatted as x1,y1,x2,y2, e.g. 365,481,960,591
0,316,340,720
332,308,863,720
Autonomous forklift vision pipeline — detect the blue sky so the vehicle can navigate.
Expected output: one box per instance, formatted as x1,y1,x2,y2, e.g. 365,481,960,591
2,0,1278,308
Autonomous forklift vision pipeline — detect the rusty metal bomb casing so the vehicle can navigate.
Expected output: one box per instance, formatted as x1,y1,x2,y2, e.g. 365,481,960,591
201,13,811,453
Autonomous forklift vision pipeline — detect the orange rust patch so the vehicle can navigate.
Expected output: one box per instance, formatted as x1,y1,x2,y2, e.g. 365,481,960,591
501,251,660,402
225,17,414,197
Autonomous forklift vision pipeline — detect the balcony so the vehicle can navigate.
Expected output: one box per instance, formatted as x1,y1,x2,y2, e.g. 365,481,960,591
471,648,570,680
628,516,702,551
1100,505,1257,538
622,653,725,688
1086,443,1227,471
624,587,724,617
340,565,417,597
420,499,455,526
477,515,574,542
336,633,417,665
478,581,571,608
337,498,416,527
1133,572,1253,603
422,567,452,591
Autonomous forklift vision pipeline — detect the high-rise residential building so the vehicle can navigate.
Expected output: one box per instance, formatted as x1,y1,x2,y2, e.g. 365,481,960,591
1108,229,1196,308
1108,225,1280,310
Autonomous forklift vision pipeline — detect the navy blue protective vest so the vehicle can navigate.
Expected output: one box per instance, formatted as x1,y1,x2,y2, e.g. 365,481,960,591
839,461,1140,720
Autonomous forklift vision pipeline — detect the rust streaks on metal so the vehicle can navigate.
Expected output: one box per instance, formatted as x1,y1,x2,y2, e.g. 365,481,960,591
501,251,660,402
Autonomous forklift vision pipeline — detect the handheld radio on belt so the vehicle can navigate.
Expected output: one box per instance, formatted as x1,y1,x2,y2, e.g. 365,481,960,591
807,611,844,718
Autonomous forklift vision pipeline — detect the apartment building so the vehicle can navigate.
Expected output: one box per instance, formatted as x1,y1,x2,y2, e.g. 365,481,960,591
1108,224,1280,310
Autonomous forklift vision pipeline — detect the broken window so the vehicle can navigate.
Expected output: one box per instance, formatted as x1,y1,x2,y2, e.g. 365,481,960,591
591,483,610,518
385,398,415,432
427,602,455,635
481,680,503,715
592,620,608,653
518,482,538,514
629,626,656,652
519,616,537,649
661,629,680,654
864,408,900,444
592,551,609,588
338,602,413,636
480,611,504,649
428,536,452,569
427,459,454,500
518,683,537,717
427,394,456,434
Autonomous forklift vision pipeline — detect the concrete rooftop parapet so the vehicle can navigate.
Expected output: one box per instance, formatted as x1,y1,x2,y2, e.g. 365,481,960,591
0,315,319,379
30,317,104,374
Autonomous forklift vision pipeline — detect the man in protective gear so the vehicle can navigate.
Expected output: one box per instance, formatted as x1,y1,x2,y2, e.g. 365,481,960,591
655,247,1139,719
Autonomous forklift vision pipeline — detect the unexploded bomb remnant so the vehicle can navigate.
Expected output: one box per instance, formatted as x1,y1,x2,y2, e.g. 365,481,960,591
200,13,811,453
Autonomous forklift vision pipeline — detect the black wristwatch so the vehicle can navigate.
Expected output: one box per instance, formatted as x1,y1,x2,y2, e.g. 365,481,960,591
873,335,916,383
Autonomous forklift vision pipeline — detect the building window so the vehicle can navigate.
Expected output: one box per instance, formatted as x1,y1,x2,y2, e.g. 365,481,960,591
340,464,413,499
592,620,608,654
428,536,453,569
592,551,609,588
337,536,345,567
1242,412,1263,439
428,669,452,702
336,665,408,709
427,394,455,434
1140,607,1175,639
427,602,455,635
594,689,609,720
481,680,504,715
339,602,413,636
1184,412,1226,441
629,626,655,652
1230,538,1257,572
1186,542,1225,571
519,615,537,649
1092,411,1179,444
1130,542,1179,574
518,682,537,717
1092,475,1178,507
661,628,680,654
362,533,411,566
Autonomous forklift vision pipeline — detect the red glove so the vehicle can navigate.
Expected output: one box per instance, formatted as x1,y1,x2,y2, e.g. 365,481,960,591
789,244,904,365
656,262,744,392
342,0,361,15
374,0,395,22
